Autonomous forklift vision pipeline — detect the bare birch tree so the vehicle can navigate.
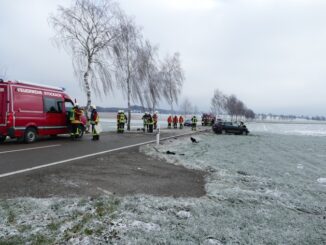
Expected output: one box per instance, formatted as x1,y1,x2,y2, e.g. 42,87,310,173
180,98,192,117
193,105,199,115
113,13,143,130
225,94,238,120
161,53,184,114
225,95,248,120
211,89,226,117
244,109,255,119
137,40,162,113
49,0,120,113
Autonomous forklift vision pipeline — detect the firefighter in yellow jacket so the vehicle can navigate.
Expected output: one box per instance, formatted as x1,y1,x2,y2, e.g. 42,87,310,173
69,103,83,139
117,110,126,133
191,115,198,131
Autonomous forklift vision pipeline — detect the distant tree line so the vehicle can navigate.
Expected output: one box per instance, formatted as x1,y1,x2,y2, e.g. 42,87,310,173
178,98,200,116
256,113,326,121
49,0,184,130
210,89,255,120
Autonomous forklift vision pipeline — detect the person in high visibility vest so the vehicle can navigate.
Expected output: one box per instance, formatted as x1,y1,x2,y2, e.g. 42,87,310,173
167,115,172,129
69,103,83,139
117,110,126,133
120,110,126,133
179,115,184,129
90,105,100,140
147,115,154,133
191,115,198,131
142,112,149,132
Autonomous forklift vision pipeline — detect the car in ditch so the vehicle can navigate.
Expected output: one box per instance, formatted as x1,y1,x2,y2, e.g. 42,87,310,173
212,121,249,135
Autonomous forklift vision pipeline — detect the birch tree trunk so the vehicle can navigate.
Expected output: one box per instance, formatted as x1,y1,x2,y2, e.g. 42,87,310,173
127,77,131,131
84,60,92,113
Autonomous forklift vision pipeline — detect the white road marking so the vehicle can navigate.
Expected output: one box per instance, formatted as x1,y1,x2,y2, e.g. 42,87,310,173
0,130,205,178
0,144,61,155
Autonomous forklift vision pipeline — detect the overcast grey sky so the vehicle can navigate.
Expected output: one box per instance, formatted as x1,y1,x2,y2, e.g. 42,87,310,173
1,0,326,115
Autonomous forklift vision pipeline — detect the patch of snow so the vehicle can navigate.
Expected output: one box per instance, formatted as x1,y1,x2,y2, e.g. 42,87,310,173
297,164,304,169
317,178,326,184
130,220,160,232
202,238,223,245
248,122,326,137
176,210,191,219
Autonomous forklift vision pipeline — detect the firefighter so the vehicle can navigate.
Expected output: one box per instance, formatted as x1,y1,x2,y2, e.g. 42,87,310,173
117,110,126,133
120,110,126,133
179,115,184,129
69,103,83,139
153,111,158,130
173,115,178,129
167,115,172,129
90,105,99,140
191,115,198,131
147,115,154,133
142,112,148,132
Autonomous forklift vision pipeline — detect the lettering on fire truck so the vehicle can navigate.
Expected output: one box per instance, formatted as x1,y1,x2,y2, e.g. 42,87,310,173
16,88,62,97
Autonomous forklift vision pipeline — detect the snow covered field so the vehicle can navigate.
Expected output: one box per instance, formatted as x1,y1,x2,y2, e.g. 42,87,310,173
1,124,326,244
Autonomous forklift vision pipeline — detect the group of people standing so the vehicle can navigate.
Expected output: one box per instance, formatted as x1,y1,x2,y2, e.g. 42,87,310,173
69,104,99,140
167,115,184,129
69,105,199,139
142,112,158,133
167,115,198,131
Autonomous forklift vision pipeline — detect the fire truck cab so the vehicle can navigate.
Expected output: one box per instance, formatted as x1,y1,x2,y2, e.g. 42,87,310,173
0,80,86,143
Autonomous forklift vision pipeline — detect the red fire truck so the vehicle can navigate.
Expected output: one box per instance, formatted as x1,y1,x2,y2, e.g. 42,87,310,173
0,80,87,143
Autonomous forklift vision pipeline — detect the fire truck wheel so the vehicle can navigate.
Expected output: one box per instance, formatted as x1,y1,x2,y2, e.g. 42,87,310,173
24,127,37,143
76,125,84,138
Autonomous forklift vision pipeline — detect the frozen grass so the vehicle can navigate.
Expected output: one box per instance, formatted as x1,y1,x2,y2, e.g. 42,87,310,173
1,131,326,244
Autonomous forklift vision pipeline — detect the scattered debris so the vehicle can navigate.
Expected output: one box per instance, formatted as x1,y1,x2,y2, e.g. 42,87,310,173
190,137,199,143
165,150,185,156
237,170,249,176
166,151,176,155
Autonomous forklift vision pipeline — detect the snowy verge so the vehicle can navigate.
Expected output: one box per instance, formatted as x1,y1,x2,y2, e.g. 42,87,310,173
1,132,326,244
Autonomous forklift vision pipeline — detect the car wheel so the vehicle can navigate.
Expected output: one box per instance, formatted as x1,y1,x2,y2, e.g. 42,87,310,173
24,127,37,143
0,136,6,143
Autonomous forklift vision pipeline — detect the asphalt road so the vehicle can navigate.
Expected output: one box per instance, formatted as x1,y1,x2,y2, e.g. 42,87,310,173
0,130,187,176
0,129,207,198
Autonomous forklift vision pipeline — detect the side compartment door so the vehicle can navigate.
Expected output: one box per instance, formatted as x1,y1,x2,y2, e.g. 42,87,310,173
0,85,7,125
